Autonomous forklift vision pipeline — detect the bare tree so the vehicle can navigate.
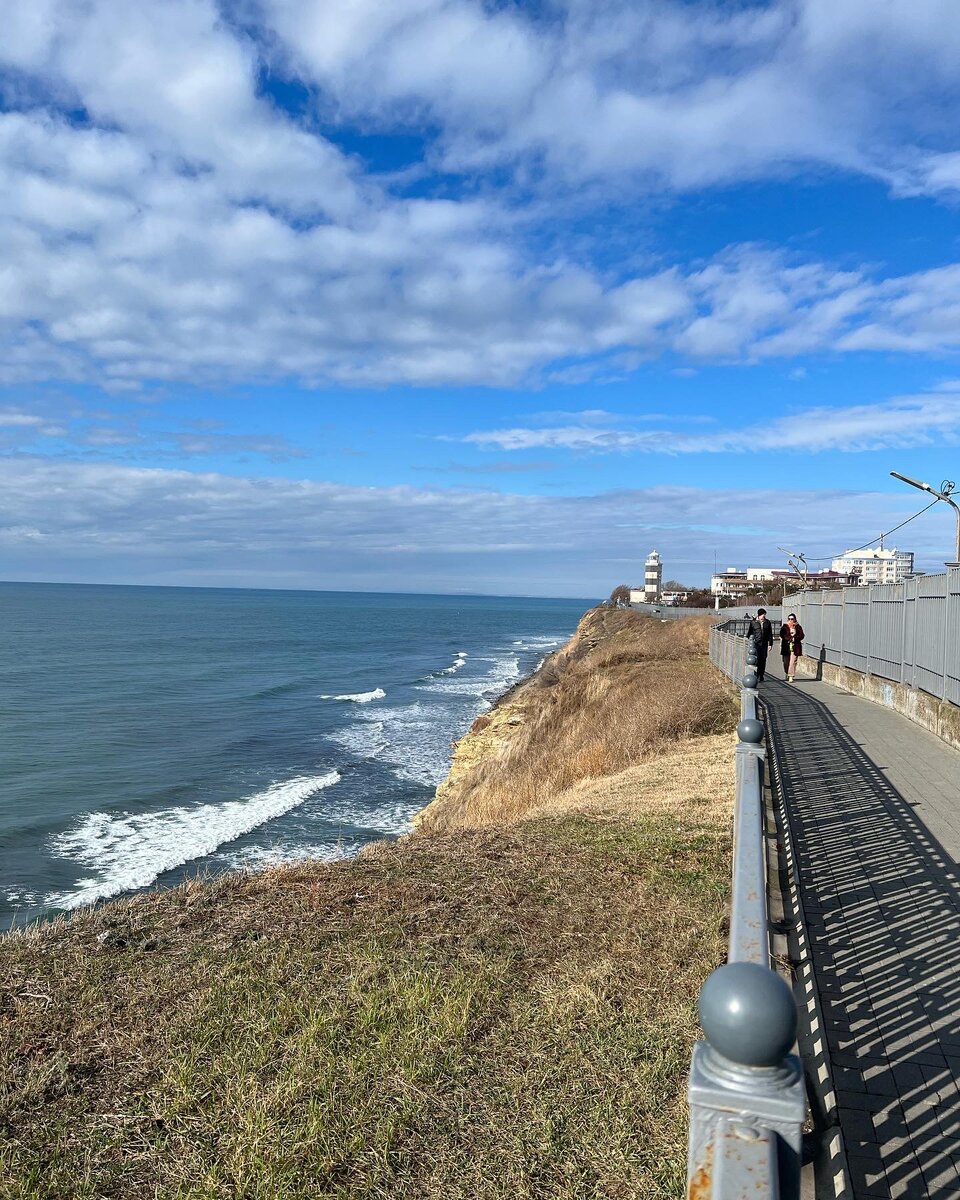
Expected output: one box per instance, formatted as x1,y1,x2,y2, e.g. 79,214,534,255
608,584,631,608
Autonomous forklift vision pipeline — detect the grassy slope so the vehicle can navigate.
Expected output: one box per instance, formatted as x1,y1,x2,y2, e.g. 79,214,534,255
1,611,736,1200
416,608,734,832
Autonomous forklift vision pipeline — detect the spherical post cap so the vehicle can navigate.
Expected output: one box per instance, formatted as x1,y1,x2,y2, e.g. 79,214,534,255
699,963,797,1066
737,717,764,743
742,671,759,689
746,651,758,665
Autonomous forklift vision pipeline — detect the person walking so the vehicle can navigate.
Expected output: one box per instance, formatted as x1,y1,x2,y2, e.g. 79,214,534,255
779,613,804,682
747,608,774,682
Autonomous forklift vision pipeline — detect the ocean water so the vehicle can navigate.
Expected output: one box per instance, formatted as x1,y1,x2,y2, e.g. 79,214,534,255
0,583,590,928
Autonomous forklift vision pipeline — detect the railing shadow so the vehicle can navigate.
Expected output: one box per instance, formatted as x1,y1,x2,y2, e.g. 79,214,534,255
763,677,960,1198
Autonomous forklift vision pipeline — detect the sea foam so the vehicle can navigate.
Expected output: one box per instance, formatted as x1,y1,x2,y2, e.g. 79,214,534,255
434,651,469,676
46,771,341,910
337,652,526,788
421,653,520,699
320,688,386,703
219,840,344,871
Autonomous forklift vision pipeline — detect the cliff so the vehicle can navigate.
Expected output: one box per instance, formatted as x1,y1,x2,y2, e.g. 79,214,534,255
416,605,735,833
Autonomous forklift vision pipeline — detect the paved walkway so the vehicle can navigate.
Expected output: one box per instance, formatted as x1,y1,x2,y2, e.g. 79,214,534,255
761,676,960,1200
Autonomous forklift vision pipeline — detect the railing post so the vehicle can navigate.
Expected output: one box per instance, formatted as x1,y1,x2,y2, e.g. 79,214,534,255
687,962,805,1200
866,582,874,676
942,572,952,700
839,586,846,668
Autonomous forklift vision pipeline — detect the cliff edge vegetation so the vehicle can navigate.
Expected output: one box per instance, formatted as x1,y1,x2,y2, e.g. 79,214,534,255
417,605,736,833
1,608,738,1200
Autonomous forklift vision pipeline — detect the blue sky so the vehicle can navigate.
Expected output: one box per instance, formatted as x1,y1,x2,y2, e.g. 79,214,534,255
3,0,960,595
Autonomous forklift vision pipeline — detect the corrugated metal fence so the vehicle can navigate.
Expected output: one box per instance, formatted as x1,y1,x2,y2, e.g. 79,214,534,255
788,568,960,705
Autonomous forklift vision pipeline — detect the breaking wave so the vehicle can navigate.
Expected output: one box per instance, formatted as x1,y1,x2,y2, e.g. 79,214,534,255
46,771,342,910
320,688,386,703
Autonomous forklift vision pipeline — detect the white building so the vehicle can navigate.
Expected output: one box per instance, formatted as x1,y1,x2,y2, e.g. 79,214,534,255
644,550,663,602
831,547,914,585
711,568,751,599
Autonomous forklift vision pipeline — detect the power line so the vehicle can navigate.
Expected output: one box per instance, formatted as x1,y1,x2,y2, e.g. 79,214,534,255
803,497,941,563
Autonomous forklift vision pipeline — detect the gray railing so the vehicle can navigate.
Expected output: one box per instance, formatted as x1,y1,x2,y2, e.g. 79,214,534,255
789,567,960,705
632,603,782,623
686,625,805,1199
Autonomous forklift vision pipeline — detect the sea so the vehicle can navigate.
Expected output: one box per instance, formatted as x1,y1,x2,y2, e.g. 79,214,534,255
0,583,591,929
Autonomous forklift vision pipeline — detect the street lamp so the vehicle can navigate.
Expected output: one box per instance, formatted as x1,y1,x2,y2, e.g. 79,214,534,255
889,472,960,566
777,546,808,588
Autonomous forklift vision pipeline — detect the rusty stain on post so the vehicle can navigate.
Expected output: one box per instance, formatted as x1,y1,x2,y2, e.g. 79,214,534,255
688,1159,712,1200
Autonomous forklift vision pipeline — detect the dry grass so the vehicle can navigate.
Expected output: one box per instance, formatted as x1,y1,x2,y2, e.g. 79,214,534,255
525,732,736,830
417,610,736,833
0,816,730,1200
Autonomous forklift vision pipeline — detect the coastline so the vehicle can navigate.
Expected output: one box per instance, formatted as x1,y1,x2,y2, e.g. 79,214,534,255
0,606,739,1199
415,602,735,834
1,588,585,929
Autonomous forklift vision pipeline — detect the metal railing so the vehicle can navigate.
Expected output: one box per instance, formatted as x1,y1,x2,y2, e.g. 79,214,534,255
632,604,783,623
789,567,960,705
686,624,805,1199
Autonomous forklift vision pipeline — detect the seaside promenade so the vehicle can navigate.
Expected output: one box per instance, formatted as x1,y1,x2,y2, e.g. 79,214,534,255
761,675,960,1199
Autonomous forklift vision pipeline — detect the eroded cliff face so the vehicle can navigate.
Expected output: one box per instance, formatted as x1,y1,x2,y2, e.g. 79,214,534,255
414,605,731,834
415,606,609,830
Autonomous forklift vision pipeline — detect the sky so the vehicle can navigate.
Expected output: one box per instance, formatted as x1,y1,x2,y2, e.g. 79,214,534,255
3,0,960,597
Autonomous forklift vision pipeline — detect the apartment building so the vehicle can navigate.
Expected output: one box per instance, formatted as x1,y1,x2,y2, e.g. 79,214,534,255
831,547,914,585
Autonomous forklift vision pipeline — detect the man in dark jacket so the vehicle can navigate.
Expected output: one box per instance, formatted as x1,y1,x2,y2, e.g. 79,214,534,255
747,608,774,682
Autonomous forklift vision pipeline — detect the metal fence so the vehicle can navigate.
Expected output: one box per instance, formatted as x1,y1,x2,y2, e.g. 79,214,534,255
686,625,805,1199
788,568,960,705
632,603,782,623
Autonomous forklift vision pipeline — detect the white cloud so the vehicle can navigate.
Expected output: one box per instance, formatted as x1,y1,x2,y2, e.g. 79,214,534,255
0,457,951,592
0,401,310,462
0,407,66,442
463,392,960,455
1,0,361,218
1,2,960,389
0,410,47,427
260,0,960,193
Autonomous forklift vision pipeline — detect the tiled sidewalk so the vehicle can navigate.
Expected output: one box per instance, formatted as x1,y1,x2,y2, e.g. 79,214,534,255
763,677,960,1200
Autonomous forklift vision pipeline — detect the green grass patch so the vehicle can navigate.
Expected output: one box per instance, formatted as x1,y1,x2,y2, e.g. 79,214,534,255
0,815,729,1199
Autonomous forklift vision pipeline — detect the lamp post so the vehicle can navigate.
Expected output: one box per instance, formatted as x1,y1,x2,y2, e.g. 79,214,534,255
889,472,960,566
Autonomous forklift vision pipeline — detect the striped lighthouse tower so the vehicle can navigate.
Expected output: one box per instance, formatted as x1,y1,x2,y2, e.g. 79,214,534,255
644,550,662,603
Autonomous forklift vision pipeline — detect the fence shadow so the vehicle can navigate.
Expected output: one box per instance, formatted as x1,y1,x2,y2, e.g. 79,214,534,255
763,678,960,1199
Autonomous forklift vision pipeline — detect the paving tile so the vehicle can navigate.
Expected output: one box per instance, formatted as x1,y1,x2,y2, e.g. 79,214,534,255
763,677,960,1199
847,1155,889,1196
833,1064,869,1093
887,1170,932,1199
921,1156,960,1194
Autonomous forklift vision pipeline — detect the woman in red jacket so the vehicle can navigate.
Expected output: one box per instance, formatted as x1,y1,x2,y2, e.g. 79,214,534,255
779,613,804,682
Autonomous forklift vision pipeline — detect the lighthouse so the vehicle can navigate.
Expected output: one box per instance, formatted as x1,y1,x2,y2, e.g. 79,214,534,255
644,551,662,603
